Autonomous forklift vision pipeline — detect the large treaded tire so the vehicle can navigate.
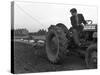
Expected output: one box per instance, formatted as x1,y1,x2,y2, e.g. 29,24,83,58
46,25,68,64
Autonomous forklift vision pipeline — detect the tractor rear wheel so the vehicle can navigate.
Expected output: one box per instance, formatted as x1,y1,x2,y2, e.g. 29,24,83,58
46,26,68,64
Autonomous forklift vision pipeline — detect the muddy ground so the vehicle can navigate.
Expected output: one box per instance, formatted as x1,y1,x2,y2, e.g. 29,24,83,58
14,42,91,74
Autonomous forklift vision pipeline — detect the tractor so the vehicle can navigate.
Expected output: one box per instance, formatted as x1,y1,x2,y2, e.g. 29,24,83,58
46,20,97,68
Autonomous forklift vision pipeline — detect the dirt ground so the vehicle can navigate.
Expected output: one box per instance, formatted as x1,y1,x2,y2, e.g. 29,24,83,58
14,42,90,74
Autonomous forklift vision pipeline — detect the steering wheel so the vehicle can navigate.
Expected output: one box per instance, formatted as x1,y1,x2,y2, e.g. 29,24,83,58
86,20,93,24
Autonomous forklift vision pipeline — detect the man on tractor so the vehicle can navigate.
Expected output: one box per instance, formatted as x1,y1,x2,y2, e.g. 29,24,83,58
70,8,87,46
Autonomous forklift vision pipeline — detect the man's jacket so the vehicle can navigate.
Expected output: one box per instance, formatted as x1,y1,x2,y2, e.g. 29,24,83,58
70,14,87,29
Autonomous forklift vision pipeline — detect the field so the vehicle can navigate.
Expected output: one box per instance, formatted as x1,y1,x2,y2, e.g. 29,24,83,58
14,35,45,41
14,40,89,74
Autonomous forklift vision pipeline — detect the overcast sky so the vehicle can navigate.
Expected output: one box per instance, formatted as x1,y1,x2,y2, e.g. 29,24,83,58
14,2,98,32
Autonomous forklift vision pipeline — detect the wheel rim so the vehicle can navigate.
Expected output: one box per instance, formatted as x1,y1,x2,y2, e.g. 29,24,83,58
50,34,58,56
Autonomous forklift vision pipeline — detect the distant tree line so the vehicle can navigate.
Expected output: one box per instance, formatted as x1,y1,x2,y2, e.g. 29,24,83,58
13,28,47,36
29,29,47,36
14,28,29,36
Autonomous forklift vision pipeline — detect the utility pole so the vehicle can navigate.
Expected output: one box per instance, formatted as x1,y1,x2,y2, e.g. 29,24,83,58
11,1,14,74
11,1,14,30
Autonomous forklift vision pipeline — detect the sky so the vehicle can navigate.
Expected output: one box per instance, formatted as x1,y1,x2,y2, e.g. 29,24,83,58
14,1,98,32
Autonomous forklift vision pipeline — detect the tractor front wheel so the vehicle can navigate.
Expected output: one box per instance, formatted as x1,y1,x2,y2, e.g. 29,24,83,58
85,44,97,68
